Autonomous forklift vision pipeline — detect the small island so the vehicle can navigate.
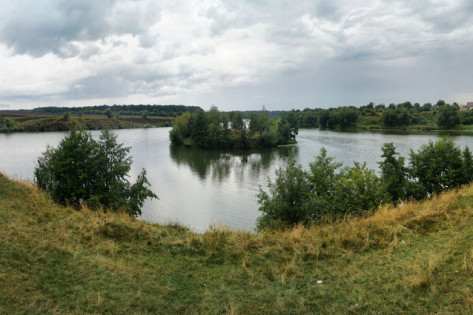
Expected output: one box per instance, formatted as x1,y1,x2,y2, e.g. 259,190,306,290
169,106,299,149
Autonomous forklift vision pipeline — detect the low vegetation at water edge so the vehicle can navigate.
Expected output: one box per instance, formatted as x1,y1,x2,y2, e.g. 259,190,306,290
258,137,473,229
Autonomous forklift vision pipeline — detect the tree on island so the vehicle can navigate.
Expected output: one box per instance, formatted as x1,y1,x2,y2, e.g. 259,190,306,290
437,104,460,129
169,106,298,149
34,129,157,216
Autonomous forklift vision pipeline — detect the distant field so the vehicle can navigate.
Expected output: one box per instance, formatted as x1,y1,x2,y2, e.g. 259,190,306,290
0,111,173,132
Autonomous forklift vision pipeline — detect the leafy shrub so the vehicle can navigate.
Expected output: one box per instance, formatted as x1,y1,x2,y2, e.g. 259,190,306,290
437,105,460,129
261,128,279,147
409,137,468,197
257,158,313,229
258,138,473,229
333,162,388,216
378,143,409,204
169,126,183,145
34,129,157,216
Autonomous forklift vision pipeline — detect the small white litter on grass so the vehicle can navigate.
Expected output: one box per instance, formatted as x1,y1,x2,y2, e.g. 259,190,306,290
401,240,406,244
316,280,323,284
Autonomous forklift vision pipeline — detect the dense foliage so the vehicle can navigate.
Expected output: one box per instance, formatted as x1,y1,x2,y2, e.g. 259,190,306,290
169,107,299,149
34,129,157,216
30,104,202,117
11,99,473,132
437,104,460,129
258,137,473,229
296,100,467,130
0,117,20,132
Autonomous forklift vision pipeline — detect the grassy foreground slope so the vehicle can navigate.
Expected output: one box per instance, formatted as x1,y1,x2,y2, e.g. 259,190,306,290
2,174,473,313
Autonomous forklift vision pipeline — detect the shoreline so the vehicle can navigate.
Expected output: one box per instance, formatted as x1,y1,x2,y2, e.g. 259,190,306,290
0,111,173,133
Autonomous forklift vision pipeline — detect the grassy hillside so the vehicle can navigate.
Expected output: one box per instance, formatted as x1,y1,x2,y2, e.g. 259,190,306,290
2,173,473,313
0,112,173,132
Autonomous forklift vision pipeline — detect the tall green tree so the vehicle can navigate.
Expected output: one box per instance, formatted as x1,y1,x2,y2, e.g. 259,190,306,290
249,108,270,134
461,147,473,184
382,107,411,127
34,129,157,216
333,162,388,216
409,137,463,197
207,106,221,125
230,111,244,130
189,109,209,148
4,117,15,131
378,143,408,203
437,105,460,129
308,147,341,197
169,111,192,145
282,110,299,139
257,158,313,229
307,147,342,219
318,111,330,129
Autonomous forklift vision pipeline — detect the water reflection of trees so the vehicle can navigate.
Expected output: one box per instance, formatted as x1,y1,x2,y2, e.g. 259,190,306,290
169,145,299,182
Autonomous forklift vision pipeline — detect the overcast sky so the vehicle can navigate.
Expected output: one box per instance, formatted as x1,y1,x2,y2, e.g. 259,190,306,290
0,0,472,111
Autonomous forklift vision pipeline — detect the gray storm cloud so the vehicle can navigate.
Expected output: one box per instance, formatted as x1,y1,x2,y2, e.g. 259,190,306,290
0,0,472,110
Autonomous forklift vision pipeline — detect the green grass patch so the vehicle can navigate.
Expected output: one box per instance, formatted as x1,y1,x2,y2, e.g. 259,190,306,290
3,174,473,313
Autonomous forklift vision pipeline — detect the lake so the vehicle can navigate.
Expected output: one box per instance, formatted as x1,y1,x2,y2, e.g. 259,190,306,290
1,128,473,232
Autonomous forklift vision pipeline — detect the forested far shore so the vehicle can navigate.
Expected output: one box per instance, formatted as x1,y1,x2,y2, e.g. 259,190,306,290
0,111,173,133
2,99,473,133
297,100,473,131
25,104,202,117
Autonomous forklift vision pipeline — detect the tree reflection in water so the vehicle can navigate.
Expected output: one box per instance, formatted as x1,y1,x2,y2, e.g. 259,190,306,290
169,145,299,182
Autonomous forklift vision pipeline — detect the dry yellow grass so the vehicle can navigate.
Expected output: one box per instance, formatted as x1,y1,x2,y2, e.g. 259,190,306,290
3,172,473,313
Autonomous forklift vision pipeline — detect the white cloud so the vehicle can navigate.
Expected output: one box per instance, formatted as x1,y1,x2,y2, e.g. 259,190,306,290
0,44,90,97
0,0,472,109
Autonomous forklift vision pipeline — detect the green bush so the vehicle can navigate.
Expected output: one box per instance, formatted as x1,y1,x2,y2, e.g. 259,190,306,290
409,137,468,197
378,143,409,204
437,105,460,129
34,129,157,216
257,158,313,229
4,117,15,131
258,138,473,229
333,162,388,216
169,126,183,145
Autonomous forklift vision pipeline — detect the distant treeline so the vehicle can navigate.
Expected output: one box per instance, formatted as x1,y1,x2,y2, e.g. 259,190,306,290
16,99,473,130
28,104,203,118
296,100,470,130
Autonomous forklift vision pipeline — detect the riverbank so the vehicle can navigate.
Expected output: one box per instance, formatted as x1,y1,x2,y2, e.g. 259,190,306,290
353,122,473,133
2,173,473,313
0,111,173,132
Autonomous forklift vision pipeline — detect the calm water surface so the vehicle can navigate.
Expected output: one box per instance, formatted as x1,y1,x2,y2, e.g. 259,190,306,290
1,128,473,232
